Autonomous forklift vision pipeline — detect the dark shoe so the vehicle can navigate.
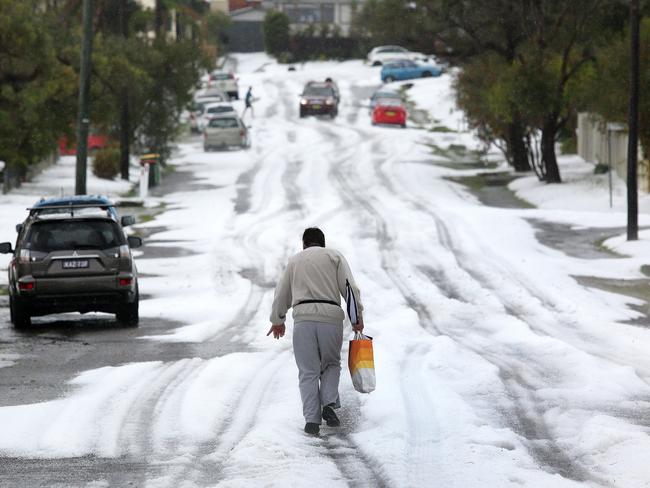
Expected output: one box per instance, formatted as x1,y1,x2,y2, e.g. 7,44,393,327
304,422,320,435
322,405,340,427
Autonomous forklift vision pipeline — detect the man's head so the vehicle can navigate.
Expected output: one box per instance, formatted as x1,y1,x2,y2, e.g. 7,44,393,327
302,227,325,249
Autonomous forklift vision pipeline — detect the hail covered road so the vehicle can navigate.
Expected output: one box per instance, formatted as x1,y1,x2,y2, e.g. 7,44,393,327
1,54,649,487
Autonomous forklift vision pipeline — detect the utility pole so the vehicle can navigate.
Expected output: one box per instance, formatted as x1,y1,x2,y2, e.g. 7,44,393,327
75,0,95,195
119,0,131,181
627,0,640,240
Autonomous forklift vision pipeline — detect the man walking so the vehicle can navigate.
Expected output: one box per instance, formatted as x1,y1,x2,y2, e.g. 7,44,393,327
268,228,364,435
242,86,254,119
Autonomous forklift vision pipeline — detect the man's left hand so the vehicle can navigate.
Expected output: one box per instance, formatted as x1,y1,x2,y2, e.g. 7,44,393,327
352,316,364,333
267,324,286,339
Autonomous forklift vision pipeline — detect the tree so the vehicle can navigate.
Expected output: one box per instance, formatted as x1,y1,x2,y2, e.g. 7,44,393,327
0,0,77,191
431,0,532,172
434,0,626,182
354,0,439,54
455,55,532,172
585,18,650,160
263,11,290,58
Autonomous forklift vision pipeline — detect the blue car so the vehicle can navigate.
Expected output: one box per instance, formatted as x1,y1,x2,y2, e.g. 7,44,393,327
381,60,442,83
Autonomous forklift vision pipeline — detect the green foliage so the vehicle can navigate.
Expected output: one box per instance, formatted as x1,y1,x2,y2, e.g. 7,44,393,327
0,0,216,189
205,11,231,47
0,0,77,177
585,19,650,158
263,11,290,58
353,0,437,54
92,146,121,179
442,0,626,181
138,39,206,160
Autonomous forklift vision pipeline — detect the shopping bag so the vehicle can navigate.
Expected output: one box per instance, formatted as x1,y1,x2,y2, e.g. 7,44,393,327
348,332,375,393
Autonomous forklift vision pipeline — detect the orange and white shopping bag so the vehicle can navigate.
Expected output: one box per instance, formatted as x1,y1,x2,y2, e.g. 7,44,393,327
348,332,376,393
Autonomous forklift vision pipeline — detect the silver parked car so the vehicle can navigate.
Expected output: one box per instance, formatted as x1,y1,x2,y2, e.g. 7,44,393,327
198,102,236,133
203,115,250,151
209,71,239,100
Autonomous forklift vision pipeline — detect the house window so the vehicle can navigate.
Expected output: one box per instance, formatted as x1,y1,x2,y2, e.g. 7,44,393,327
284,3,335,23
321,4,334,23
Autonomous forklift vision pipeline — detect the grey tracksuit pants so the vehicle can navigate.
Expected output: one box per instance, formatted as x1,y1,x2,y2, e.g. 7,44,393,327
293,320,343,424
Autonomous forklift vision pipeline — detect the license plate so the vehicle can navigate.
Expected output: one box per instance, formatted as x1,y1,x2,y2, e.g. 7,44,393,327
312,105,321,109
386,111,396,116
62,260,89,269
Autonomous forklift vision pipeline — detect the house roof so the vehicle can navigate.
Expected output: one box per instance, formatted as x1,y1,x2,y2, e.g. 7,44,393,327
229,6,266,21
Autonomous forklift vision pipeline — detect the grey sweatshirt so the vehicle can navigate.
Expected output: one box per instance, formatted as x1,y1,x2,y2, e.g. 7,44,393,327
269,246,363,326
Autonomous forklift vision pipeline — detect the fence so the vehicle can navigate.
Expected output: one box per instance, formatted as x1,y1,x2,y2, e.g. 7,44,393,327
576,112,649,192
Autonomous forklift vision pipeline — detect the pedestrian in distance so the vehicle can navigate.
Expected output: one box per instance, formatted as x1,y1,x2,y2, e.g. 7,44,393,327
242,86,254,119
268,227,364,436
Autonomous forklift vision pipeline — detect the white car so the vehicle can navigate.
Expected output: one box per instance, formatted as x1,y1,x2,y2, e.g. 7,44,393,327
209,71,239,100
367,45,428,66
203,115,250,151
198,102,236,132
194,88,228,103
189,96,225,134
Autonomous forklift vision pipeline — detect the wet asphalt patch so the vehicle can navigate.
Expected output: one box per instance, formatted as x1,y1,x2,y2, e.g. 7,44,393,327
446,171,534,209
529,220,624,259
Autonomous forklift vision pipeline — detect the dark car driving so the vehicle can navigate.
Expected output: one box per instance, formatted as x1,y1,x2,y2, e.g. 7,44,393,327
0,196,142,329
299,82,339,118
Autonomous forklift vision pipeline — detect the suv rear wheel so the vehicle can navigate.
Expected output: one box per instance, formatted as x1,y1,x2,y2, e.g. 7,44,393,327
10,296,31,329
116,289,139,327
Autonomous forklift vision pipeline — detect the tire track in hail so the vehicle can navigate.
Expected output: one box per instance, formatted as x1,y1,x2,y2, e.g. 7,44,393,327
321,126,447,486
208,106,307,345
115,359,206,458
319,123,603,485
158,78,310,485
260,120,421,487
363,133,605,483
162,350,293,488
253,81,392,487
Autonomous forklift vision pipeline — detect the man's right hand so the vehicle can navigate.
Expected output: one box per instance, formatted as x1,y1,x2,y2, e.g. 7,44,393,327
352,316,364,333
267,324,286,339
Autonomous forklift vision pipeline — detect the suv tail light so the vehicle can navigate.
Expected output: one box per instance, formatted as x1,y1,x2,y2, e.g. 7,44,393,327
19,249,31,264
19,282,35,291
240,129,245,137
119,277,132,287
119,244,130,259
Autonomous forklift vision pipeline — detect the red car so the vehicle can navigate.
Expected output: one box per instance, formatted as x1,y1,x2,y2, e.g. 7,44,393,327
58,133,109,156
371,99,407,128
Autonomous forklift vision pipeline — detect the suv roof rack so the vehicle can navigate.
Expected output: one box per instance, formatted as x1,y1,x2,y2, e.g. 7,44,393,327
27,203,115,218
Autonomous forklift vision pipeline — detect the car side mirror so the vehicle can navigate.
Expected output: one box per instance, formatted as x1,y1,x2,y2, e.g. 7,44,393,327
0,242,13,254
127,236,142,249
121,215,136,227
15,223,22,233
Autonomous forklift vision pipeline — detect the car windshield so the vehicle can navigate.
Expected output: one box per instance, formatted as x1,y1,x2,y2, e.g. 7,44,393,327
373,92,399,100
212,73,232,80
207,105,233,114
197,91,224,100
304,86,334,97
196,99,222,113
377,99,404,107
27,220,125,252
379,47,405,53
208,117,239,128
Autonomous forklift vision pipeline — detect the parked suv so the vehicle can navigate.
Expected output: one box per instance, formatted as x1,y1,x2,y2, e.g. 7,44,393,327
0,196,142,329
209,71,239,100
